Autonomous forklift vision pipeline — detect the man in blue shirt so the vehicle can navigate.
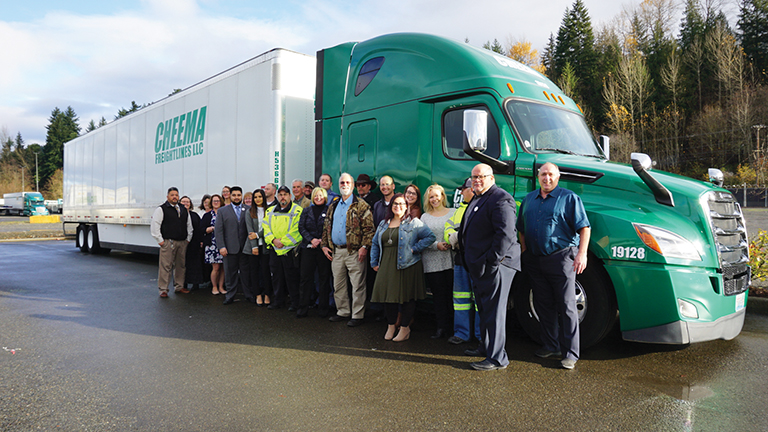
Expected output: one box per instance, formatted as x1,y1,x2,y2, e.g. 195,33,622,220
517,162,590,370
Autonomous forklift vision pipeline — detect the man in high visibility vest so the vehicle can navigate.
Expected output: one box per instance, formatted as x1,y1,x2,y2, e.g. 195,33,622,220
263,186,303,310
445,178,481,345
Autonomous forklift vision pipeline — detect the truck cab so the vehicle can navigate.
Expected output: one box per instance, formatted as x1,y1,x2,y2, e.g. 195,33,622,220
316,33,750,346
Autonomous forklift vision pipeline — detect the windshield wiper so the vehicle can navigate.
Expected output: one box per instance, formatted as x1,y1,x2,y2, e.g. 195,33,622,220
536,147,579,156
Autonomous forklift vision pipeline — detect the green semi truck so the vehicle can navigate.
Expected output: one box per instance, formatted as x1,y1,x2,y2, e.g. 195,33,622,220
315,33,750,347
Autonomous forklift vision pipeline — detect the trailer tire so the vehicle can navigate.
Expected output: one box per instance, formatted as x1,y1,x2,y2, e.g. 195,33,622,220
86,225,109,254
513,254,618,349
76,225,90,253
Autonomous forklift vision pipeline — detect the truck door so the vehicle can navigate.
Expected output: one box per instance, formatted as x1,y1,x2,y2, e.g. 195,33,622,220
431,95,514,203
343,119,377,179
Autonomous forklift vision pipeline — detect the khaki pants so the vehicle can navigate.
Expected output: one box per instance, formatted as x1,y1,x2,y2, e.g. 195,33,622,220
158,239,188,293
331,248,367,319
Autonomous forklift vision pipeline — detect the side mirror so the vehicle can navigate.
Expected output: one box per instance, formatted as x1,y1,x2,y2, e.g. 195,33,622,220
708,168,724,188
463,110,487,152
599,135,610,160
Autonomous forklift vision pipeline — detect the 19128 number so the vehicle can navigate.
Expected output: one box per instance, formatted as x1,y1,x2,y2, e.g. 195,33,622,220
611,246,646,259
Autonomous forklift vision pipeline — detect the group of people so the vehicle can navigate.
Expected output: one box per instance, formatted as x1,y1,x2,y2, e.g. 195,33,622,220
152,162,590,371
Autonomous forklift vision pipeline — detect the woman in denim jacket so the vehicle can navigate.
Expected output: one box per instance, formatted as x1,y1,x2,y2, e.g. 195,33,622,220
370,193,436,341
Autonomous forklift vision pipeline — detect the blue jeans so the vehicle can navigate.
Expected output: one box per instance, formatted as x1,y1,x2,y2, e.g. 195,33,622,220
452,264,481,342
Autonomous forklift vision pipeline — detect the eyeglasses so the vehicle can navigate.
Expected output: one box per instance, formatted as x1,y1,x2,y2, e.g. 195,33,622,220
471,174,492,180
392,202,408,207
405,191,417,196
339,181,352,185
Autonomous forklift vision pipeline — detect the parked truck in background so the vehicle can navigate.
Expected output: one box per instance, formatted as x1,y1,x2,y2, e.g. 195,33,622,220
44,198,64,214
1,192,49,216
64,33,750,348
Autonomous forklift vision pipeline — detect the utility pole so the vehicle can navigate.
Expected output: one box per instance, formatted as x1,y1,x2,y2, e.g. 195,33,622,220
21,166,24,191
754,125,767,188
33,151,39,192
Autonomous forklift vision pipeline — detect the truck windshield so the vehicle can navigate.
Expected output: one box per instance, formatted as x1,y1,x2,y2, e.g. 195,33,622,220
505,99,603,158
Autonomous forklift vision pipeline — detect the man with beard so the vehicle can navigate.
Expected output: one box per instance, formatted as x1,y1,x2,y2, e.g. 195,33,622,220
151,187,193,298
322,173,374,327
263,186,304,310
215,186,254,305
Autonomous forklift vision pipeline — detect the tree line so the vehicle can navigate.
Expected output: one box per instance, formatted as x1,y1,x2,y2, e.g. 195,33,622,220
488,0,768,185
3,0,766,198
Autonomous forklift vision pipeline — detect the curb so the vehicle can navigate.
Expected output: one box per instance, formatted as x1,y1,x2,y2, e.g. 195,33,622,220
747,296,768,315
0,237,69,243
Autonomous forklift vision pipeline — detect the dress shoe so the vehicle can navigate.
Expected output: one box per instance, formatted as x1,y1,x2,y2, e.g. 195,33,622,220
159,292,169,298
175,288,190,294
267,304,280,310
535,348,562,359
393,326,410,342
384,325,397,340
470,359,507,371
222,298,234,305
296,307,308,318
464,348,484,357
561,358,577,370
347,319,363,327
328,315,347,322
430,328,446,339
447,335,467,345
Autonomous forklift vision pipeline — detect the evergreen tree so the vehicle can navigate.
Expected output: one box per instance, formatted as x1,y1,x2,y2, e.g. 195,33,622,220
553,0,600,126
738,0,768,82
41,106,80,187
115,101,142,119
482,39,505,55
85,119,97,133
541,33,557,80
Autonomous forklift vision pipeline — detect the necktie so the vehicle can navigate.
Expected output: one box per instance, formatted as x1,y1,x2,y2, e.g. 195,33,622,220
235,205,241,222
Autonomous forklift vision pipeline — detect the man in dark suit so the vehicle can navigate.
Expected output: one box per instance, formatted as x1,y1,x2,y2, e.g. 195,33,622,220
459,163,521,371
215,186,253,305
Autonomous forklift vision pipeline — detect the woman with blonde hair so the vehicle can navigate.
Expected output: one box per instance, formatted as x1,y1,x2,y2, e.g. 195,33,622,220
420,184,455,339
297,187,332,317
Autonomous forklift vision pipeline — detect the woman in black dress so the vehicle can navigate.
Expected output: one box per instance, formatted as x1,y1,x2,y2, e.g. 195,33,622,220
180,196,204,290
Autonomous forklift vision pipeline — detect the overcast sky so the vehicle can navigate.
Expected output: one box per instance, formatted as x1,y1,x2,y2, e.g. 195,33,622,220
0,0,739,145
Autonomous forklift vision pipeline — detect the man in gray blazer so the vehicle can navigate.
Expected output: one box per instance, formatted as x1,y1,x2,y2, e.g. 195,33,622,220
215,186,253,305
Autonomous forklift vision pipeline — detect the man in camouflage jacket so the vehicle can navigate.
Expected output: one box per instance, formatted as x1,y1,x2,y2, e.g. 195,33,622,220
322,173,375,326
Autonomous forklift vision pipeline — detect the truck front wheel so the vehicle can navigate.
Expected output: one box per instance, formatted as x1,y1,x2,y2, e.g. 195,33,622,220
513,254,618,349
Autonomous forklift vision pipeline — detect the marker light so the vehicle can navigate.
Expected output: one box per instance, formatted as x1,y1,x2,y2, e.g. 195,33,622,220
678,299,699,319
507,83,515,94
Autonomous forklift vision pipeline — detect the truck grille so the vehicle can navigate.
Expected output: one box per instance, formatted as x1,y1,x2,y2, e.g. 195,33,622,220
704,191,750,295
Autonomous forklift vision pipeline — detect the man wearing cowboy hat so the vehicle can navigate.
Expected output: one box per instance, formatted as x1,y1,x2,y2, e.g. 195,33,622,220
354,173,379,207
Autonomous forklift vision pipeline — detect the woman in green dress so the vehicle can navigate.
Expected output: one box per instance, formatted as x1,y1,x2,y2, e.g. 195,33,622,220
370,193,436,341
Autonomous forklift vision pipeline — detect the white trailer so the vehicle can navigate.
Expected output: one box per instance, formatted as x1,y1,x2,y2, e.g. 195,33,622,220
63,49,316,253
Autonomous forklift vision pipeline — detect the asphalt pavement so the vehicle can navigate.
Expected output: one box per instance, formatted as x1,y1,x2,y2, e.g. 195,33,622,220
1,240,768,431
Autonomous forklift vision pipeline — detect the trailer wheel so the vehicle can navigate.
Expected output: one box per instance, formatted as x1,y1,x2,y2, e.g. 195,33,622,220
86,225,107,254
513,254,618,349
76,225,90,253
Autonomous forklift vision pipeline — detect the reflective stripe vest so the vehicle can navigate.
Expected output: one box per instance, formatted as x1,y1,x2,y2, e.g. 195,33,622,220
263,202,303,256
443,202,468,242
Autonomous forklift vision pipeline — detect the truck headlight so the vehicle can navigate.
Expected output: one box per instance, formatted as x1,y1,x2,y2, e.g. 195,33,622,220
633,223,702,261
